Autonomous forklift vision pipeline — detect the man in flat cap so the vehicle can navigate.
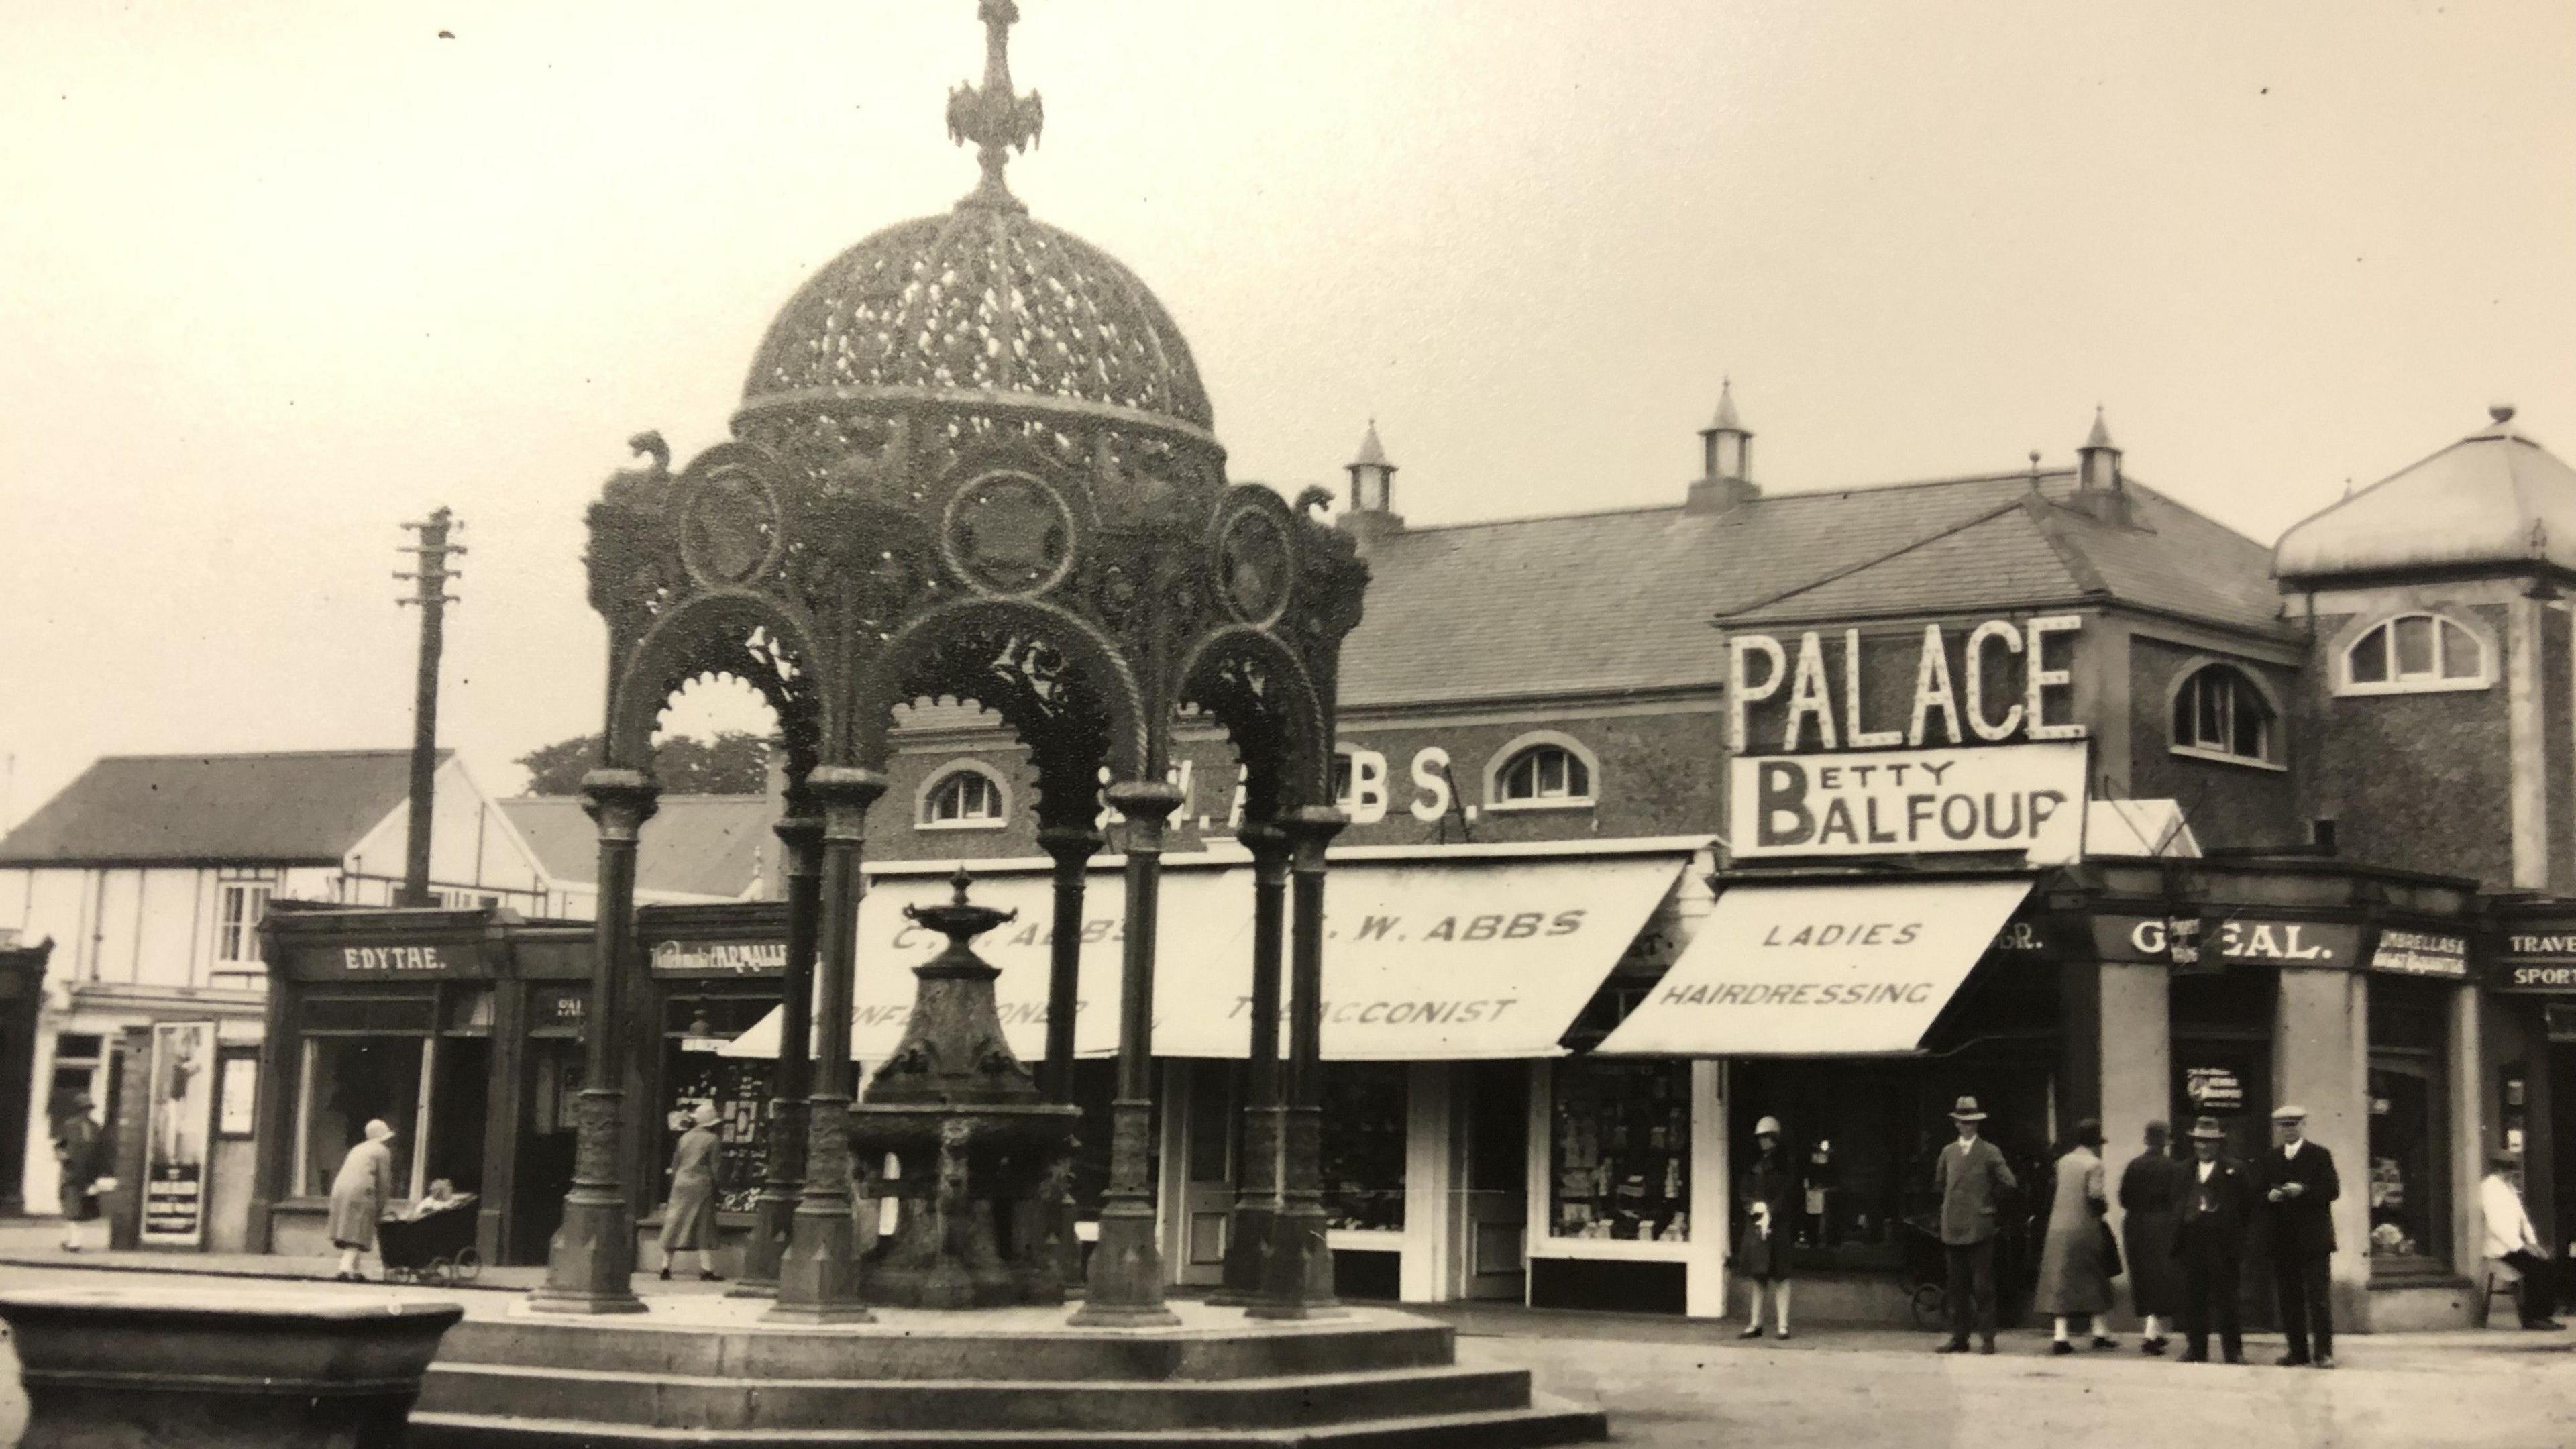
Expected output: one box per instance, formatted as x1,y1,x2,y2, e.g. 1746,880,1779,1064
2174,1116,2254,1364
2259,1104,2340,1367
1932,1095,2017,1355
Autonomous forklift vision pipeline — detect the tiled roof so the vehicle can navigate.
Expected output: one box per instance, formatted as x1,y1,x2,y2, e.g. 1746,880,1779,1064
500,795,771,899
1337,471,2285,710
0,751,440,865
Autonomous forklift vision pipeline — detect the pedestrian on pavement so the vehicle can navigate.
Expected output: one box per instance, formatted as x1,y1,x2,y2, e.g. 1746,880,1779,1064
2119,1119,2188,1354
2479,1152,2563,1330
659,1100,726,1282
1736,1114,1797,1340
2174,1116,2253,1364
2259,1104,2339,1368
50,1093,105,1252
1932,1095,2017,1356
327,1118,396,1281
2035,1118,2118,1353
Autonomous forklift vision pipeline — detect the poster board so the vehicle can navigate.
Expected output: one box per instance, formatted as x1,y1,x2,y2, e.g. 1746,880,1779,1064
141,1020,217,1248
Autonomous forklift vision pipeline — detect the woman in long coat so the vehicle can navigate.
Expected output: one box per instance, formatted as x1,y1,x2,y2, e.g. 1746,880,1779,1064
52,1093,103,1252
1735,1116,1799,1340
659,1101,725,1282
2035,1117,2116,1352
328,1118,396,1281
2118,1120,2188,1354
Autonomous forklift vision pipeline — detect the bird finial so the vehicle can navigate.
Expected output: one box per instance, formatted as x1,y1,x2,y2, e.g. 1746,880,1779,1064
946,1,1044,211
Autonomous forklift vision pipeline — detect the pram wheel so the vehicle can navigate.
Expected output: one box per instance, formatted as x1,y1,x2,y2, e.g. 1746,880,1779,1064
454,1248,482,1282
425,1257,455,1287
1910,1281,1948,1329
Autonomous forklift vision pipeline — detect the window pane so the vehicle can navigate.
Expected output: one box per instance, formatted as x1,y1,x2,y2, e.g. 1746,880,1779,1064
2439,621,2481,679
2348,625,2389,684
1537,749,1566,796
1501,751,1535,800
1566,753,1591,798
1550,1059,1689,1242
2173,679,2197,743
2232,680,2267,759
301,1036,422,1197
2394,616,2436,676
2196,672,2227,746
1320,1062,1409,1231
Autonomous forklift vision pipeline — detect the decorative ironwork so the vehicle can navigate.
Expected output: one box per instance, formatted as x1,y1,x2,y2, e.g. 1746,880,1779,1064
947,0,1046,209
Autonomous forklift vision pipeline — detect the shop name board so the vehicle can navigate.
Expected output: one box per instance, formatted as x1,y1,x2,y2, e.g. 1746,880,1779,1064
1226,996,1523,1026
649,940,786,976
2370,930,2468,979
1728,741,2086,861
1727,616,2084,753
2496,931,2576,992
2098,916,2360,967
336,944,455,975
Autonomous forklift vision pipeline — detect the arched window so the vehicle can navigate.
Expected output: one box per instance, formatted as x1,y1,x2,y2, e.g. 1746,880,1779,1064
1489,738,1595,808
918,763,1007,829
2171,664,2277,766
2342,613,2491,694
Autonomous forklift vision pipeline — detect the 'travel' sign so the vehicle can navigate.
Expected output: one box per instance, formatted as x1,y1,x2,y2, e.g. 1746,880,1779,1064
649,940,786,977
1728,741,2087,861
2497,929,2576,992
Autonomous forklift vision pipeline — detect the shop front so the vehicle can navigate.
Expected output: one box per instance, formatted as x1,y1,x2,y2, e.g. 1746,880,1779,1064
2486,908,2576,1265
250,903,595,1267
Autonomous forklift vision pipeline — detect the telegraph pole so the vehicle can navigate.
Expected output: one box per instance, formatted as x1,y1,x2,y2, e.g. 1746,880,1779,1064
396,509,464,908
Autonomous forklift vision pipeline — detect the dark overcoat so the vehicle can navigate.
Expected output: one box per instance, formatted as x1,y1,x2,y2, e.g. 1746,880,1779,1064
1933,1135,2018,1246
2258,1142,2340,1258
1735,1154,1798,1279
2118,1148,2189,1315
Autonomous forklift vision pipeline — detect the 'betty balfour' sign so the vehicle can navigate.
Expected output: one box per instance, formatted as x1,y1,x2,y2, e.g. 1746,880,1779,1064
1729,741,2088,862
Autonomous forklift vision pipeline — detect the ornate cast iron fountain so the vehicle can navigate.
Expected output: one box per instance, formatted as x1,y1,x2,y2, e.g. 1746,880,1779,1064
852,870,1081,1309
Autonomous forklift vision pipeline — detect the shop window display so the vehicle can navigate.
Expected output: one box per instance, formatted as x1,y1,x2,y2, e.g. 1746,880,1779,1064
2367,977,2452,1271
1319,1062,1407,1231
1551,1059,1688,1242
660,996,779,1214
299,1035,423,1198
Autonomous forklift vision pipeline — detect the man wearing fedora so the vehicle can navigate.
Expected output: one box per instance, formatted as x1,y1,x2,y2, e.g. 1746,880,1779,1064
2259,1104,2340,1367
1933,1095,2017,1354
2174,1115,2255,1364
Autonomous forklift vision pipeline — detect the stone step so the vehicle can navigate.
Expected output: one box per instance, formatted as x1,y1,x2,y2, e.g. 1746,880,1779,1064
418,1361,1535,1433
408,1397,1609,1448
437,1318,1458,1383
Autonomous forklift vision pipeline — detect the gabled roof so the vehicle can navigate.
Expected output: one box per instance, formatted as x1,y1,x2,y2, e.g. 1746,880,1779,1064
0,751,443,866
2275,409,2576,584
1337,470,2285,710
500,795,771,900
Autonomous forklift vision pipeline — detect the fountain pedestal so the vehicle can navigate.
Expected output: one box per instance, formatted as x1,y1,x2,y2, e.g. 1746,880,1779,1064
849,870,1080,1309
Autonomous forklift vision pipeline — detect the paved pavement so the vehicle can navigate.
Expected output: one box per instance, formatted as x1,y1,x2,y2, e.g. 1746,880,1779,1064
3,1238,2574,1447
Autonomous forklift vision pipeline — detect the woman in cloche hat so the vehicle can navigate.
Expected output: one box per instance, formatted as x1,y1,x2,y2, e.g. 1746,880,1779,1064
658,1100,727,1283
1736,1115,1799,1339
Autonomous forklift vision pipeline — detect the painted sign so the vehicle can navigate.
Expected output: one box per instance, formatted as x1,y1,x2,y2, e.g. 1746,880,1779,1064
533,985,590,1030
141,1021,216,1248
2096,914,2361,967
649,940,786,977
1728,741,2088,862
1727,616,2086,753
2369,929,2469,979
1593,877,2035,1057
319,943,464,977
2184,1066,2246,1114
2498,930,2576,992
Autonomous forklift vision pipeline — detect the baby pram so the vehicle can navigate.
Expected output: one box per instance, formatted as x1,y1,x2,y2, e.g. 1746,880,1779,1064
1898,1213,1951,1328
377,1193,482,1285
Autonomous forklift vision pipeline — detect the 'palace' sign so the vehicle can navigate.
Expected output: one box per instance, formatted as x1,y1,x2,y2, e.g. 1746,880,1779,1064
1728,616,2085,753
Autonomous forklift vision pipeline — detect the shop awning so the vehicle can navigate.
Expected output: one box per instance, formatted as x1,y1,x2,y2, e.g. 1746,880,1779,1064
1593,877,2033,1057
1152,849,1693,1061
722,845,1696,1065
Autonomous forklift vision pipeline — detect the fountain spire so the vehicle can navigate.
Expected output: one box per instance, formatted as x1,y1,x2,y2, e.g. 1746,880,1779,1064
945,0,1046,211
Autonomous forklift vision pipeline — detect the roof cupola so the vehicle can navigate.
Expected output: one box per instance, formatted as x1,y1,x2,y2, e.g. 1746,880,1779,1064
1686,380,1759,515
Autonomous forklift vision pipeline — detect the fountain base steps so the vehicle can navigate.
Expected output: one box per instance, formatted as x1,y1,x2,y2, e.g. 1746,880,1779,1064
409,1301,1605,1448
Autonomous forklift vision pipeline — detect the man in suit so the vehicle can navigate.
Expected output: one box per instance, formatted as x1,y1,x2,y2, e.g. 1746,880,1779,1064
2173,1115,2255,1364
2259,1104,2341,1368
1933,1095,2019,1355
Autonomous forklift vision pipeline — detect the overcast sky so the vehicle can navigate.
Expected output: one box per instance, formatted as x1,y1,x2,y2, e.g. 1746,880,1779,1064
3,1,2571,828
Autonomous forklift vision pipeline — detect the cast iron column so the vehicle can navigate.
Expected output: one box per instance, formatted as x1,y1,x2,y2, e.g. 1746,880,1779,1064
1252,806,1346,1319
732,814,822,1297
767,767,883,1323
1035,825,1103,1102
531,768,659,1315
1071,780,1186,1326
1214,822,1289,1307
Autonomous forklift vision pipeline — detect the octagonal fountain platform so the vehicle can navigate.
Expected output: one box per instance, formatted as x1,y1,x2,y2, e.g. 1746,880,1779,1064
408,1295,1605,1447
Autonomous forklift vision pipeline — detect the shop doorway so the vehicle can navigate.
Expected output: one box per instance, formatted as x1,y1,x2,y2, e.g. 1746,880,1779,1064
1172,1059,1238,1287
1460,1060,1529,1300
511,1039,583,1265
2169,967,2276,1329
425,1037,490,1199
2552,1038,2576,1258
